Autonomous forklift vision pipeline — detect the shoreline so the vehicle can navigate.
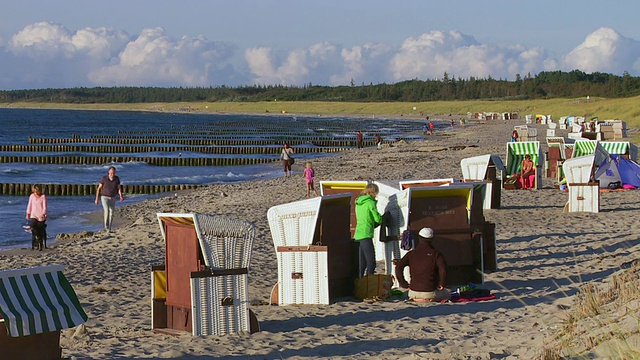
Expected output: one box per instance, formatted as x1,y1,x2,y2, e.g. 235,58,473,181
1,112,639,358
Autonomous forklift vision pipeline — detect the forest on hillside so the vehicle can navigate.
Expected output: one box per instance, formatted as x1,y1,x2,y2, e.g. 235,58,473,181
1,70,639,104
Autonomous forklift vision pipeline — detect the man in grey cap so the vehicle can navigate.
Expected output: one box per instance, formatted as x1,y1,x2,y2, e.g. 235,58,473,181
395,227,450,302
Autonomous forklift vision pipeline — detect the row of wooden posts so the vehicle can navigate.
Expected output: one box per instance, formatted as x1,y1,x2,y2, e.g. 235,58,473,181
0,156,275,166
2,144,348,154
27,137,378,147
0,183,202,196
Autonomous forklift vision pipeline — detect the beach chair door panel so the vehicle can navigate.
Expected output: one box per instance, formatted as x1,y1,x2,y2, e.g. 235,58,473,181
320,187,361,238
317,200,357,300
408,196,468,230
432,233,483,285
164,223,203,308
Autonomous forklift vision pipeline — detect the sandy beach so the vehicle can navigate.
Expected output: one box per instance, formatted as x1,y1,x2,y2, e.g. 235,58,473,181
1,116,639,359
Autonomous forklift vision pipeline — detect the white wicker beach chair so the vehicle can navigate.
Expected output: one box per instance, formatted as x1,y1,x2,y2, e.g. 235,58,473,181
154,213,256,336
563,155,600,213
268,194,352,305
460,154,505,209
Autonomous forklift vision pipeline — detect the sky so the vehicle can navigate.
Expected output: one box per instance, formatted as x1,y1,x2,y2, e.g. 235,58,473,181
1,0,640,90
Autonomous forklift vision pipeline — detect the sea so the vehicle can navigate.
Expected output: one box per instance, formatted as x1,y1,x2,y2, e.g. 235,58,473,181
0,108,442,250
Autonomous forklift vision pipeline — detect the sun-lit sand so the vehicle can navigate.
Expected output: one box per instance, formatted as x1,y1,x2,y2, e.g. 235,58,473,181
1,115,639,359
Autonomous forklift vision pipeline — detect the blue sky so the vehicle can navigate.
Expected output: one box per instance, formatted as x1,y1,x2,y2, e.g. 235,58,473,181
1,0,639,90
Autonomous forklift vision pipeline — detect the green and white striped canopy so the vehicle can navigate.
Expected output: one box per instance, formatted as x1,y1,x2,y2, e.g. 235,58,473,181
506,141,540,175
573,140,598,158
0,265,87,337
600,141,629,155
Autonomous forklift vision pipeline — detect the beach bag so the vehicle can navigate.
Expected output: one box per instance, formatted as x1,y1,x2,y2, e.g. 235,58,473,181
400,229,413,250
378,224,389,242
288,157,294,165
354,274,394,300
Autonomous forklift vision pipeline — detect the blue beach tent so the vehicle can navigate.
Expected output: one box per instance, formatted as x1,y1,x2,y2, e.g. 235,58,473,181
595,155,640,188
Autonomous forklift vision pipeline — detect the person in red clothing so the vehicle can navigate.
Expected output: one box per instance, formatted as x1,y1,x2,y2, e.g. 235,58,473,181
395,227,450,302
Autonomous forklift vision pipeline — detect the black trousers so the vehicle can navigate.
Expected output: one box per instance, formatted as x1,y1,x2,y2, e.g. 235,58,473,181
30,219,47,244
358,238,375,278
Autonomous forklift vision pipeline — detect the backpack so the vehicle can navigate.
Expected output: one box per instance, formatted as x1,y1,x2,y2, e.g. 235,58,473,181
400,229,413,250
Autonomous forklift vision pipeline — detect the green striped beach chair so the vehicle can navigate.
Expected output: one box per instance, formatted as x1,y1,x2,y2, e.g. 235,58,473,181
600,141,638,162
546,137,567,159
0,265,87,360
505,141,543,189
0,265,87,337
572,140,598,158
571,140,610,166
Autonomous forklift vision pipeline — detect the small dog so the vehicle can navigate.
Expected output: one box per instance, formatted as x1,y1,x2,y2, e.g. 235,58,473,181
30,223,47,251
32,234,44,251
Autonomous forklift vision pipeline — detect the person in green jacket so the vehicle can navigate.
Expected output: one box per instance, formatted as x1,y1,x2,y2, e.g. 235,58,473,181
354,183,383,277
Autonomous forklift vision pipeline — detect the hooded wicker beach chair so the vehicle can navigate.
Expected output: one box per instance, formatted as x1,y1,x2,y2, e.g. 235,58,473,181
460,154,505,209
562,155,601,213
267,194,353,305
395,185,486,285
505,141,543,190
153,213,257,336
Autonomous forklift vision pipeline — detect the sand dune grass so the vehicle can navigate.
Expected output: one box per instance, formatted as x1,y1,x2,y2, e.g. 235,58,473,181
539,263,640,359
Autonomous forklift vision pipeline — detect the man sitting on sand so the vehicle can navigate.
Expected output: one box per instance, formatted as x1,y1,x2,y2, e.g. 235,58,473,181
395,227,450,302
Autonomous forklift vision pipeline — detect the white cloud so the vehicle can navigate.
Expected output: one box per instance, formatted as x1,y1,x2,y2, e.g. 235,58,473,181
0,22,640,90
0,22,239,89
245,42,344,86
388,30,557,81
89,28,238,87
561,27,640,75
246,41,394,86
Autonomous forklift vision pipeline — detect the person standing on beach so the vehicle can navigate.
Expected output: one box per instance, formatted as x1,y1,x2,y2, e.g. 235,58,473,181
303,161,319,198
356,131,364,149
395,227,450,302
354,183,383,277
280,143,295,179
429,121,434,135
511,130,519,142
374,134,382,149
95,166,124,232
26,184,47,250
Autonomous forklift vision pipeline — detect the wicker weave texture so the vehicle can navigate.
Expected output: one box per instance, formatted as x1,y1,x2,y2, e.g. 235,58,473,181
190,273,250,336
277,251,329,305
267,198,321,248
194,214,255,269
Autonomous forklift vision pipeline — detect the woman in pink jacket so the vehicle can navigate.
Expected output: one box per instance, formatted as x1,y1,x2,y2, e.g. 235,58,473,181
26,184,48,250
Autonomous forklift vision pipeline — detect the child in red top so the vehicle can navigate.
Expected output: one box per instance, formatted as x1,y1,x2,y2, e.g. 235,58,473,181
304,162,319,197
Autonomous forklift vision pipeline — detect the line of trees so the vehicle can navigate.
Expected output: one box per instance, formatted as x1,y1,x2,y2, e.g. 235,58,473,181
1,70,639,104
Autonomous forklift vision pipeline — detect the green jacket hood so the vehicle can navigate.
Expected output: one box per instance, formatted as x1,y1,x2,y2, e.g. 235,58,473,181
355,195,376,206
